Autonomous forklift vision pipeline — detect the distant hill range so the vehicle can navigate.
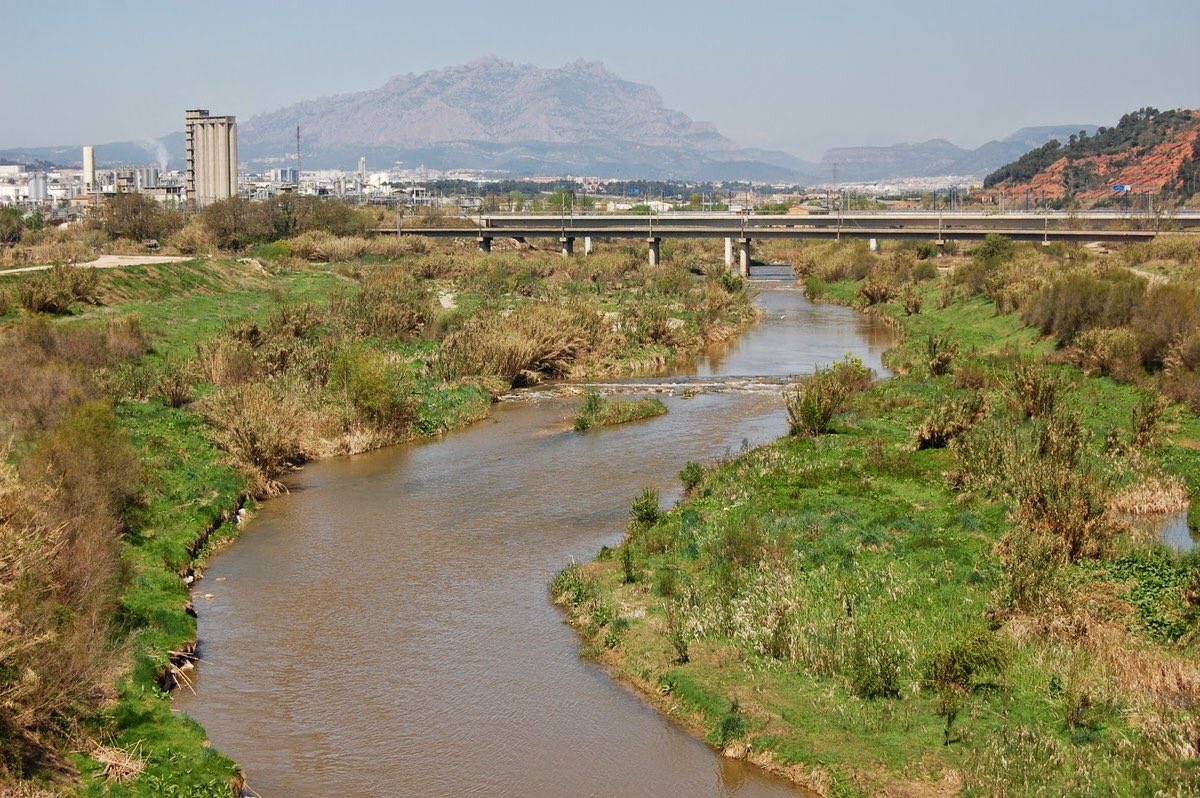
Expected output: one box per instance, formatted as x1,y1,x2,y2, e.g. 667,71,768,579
818,125,1100,183
984,107,1200,202
0,58,1160,186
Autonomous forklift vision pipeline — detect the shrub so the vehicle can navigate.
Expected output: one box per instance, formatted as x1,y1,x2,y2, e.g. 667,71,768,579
1073,326,1141,381
912,260,939,280
925,626,1007,745
900,283,923,315
288,230,335,260
803,275,827,300
317,235,370,262
679,461,704,493
973,233,1016,263
1021,268,1146,346
168,219,216,254
198,382,315,496
849,623,903,699
328,346,415,429
914,392,987,450
0,288,8,316
367,234,431,258
784,355,873,436
1132,282,1200,368
926,334,957,376
15,265,100,313
195,335,259,386
155,362,193,408
1007,360,1061,418
629,487,661,530
332,267,436,339
857,276,895,306
439,301,605,388
1130,393,1168,450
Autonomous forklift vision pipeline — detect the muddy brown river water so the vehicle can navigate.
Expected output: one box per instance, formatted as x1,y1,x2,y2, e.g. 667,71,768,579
175,277,896,796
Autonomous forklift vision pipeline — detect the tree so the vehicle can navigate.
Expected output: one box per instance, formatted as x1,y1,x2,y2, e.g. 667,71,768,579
0,208,23,243
199,197,272,250
546,189,574,213
507,191,524,213
96,192,182,241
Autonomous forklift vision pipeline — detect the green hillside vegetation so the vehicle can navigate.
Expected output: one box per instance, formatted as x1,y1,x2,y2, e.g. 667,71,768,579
984,107,1200,198
556,235,1200,796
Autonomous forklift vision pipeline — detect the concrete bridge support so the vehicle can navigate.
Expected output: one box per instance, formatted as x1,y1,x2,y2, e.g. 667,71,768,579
560,237,575,257
477,237,492,254
738,238,751,277
647,237,662,267
584,236,593,256
724,237,734,269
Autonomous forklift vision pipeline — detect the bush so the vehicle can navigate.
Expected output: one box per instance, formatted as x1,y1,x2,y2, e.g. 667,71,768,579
1073,326,1141,381
925,626,1007,744
679,460,704,493
1133,282,1200,368
198,382,314,496
784,355,873,436
900,283,923,315
857,276,895,306
629,487,661,530
367,234,431,258
1021,268,1146,346
15,265,100,313
849,623,903,699
332,267,436,339
914,392,987,450
439,301,605,388
803,275,827,300
926,334,957,376
317,235,370,262
155,362,193,408
973,233,1016,263
328,346,415,429
1007,360,1061,418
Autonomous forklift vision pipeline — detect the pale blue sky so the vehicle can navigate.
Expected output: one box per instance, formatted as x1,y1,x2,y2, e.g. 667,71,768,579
3,0,1197,159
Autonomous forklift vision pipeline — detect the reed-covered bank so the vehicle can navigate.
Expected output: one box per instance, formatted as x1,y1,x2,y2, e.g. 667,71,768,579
0,235,754,796
557,237,1200,797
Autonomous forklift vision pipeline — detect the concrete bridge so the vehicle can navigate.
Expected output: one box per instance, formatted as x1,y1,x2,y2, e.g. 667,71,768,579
372,212,1191,275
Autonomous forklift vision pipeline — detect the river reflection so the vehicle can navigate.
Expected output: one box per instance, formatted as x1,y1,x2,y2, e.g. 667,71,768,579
175,284,894,797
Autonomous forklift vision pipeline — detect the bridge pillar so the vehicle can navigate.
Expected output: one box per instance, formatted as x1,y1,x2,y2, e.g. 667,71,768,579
477,237,492,254
724,237,734,268
560,237,575,257
647,237,662,267
584,236,593,256
738,238,751,277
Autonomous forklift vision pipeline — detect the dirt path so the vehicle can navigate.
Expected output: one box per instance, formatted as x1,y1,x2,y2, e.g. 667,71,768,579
0,254,197,276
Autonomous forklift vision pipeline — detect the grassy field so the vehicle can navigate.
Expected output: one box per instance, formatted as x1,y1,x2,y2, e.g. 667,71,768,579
556,242,1200,797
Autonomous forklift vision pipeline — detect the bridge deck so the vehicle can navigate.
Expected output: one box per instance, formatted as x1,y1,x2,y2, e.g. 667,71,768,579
374,226,1161,243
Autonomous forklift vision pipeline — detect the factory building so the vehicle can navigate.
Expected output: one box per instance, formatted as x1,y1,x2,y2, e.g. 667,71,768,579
184,108,238,205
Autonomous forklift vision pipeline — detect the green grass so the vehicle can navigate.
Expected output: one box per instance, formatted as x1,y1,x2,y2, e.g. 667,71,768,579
558,271,1200,796
574,391,668,431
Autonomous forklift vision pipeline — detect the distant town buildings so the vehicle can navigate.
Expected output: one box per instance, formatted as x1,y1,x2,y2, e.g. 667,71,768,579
185,108,238,205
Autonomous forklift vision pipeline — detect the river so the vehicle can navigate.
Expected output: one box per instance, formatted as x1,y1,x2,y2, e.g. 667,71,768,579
175,273,896,797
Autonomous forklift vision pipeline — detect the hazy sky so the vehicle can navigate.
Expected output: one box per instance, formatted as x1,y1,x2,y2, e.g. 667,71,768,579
3,0,1198,159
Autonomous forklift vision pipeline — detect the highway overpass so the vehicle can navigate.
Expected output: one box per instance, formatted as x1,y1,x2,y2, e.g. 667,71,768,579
372,211,1194,273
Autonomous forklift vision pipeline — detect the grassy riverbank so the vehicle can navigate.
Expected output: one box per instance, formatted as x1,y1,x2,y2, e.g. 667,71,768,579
0,238,754,795
556,238,1200,796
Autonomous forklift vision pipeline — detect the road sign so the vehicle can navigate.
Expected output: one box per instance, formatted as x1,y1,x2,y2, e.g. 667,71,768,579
1112,184,1132,192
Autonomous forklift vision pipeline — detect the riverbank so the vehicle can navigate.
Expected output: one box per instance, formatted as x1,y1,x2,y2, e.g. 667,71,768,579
0,240,757,795
556,239,1200,796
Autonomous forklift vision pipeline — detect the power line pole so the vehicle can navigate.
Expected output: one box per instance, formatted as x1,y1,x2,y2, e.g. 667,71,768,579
295,124,301,188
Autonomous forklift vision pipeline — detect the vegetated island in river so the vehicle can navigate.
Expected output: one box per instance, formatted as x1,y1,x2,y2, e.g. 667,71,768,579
0,194,756,796
555,235,1200,797
574,389,669,431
